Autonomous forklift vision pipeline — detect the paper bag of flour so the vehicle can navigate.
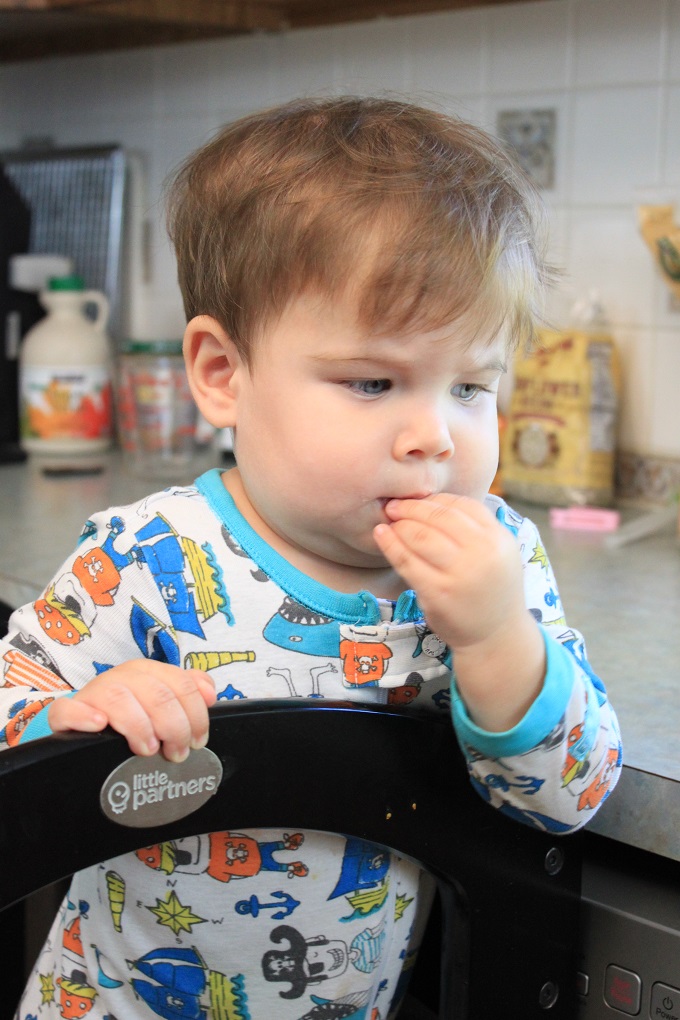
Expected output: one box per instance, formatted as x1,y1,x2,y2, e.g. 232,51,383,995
501,329,619,506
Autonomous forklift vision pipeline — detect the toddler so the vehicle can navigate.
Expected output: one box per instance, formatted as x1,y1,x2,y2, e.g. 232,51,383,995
2,96,621,1020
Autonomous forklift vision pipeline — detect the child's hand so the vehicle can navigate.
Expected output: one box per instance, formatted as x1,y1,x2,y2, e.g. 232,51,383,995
374,493,545,731
47,660,217,763
374,493,525,649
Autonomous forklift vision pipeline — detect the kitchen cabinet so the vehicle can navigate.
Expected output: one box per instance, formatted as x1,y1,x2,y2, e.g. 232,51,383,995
0,0,542,61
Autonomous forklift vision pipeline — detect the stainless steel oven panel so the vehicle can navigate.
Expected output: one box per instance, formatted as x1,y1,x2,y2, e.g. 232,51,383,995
579,841,680,1019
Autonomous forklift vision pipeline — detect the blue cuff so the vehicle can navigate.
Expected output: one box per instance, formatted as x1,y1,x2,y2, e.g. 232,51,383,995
451,627,578,759
19,692,77,744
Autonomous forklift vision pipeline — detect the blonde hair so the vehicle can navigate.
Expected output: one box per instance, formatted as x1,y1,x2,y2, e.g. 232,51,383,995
167,96,552,363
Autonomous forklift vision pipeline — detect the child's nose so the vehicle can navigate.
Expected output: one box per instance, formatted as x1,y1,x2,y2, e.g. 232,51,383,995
393,409,454,461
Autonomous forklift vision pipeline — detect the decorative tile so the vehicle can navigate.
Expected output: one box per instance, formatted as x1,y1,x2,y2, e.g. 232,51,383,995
616,451,680,503
497,107,556,189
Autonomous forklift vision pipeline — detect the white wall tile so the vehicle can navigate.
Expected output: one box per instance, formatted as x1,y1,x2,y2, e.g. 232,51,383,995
668,0,680,83
655,283,680,331
573,0,666,86
154,37,244,117
0,60,60,146
487,0,570,94
157,33,282,117
154,112,224,189
124,113,222,339
438,95,486,127
407,9,486,97
570,86,662,205
567,207,657,329
612,326,655,452
332,18,409,96
39,113,123,150
39,48,159,121
649,327,680,456
663,84,680,186
135,290,186,342
275,25,341,100
542,207,573,326
82,47,160,120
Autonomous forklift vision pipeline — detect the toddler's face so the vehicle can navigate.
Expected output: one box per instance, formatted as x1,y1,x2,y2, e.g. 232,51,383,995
229,290,506,578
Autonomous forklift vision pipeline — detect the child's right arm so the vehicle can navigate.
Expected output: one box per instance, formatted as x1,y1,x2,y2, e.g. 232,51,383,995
47,659,215,761
0,637,215,760
0,503,214,760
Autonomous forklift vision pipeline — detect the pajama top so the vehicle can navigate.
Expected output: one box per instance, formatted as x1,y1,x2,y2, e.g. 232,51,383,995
0,468,622,1020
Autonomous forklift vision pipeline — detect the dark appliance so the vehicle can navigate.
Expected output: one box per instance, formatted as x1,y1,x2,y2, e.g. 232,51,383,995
0,166,39,463
1,144,127,341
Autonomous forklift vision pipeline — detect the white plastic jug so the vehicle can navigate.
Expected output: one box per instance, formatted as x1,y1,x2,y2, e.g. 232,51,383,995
19,274,113,459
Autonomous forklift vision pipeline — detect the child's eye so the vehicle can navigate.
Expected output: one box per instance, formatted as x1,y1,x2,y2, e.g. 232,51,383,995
451,383,483,402
347,379,391,396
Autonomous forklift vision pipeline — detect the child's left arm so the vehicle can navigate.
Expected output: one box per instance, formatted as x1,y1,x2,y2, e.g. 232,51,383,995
375,493,548,731
374,493,622,832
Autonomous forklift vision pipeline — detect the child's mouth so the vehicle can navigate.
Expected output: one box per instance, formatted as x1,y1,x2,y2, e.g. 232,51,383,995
377,494,434,520
379,493,433,507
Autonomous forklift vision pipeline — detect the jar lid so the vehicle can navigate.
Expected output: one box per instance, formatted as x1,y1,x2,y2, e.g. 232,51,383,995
122,340,184,356
48,274,86,291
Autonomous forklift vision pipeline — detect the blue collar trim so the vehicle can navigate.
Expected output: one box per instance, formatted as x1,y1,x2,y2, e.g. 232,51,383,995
195,468,401,625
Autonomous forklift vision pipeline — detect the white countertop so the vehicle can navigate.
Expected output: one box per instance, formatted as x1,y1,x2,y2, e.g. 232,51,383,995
1,452,679,856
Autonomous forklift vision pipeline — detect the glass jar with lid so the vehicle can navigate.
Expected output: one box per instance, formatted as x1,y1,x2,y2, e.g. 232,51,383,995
116,340,204,477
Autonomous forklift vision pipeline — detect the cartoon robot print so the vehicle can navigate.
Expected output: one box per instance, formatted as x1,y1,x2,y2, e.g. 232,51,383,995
127,945,250,1020
135,832,309,883
261,921,387,1000
327,838,391,921
0,694,54,745
31,513,233,664
1,631,70,693
338,627,392,688
45,899,100,1019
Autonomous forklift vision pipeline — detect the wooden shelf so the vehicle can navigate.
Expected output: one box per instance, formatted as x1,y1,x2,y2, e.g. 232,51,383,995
0,0,539,61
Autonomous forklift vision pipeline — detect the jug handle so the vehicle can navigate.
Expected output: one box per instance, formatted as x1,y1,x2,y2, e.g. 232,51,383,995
83,290,110,332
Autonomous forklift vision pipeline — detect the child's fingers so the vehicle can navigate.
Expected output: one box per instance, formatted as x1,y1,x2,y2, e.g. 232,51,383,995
374,521,441,588
82,677,163,757
131,667,215,761
48,697,108,735
167,670,217,752
48,663,217,762
381,495,505,570
190,670,218,707
47,682,158,754
377,502,469,577
384,493,489,534
389,516,460,571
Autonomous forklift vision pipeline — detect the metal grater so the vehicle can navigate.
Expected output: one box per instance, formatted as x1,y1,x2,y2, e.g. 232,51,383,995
0,144,126,338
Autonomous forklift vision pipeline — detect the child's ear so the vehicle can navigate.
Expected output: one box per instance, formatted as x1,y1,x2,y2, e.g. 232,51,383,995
183,315,244,428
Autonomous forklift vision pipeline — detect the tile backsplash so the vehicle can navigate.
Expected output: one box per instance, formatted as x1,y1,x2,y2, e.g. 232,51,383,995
617,451,680,505
1,0,679,484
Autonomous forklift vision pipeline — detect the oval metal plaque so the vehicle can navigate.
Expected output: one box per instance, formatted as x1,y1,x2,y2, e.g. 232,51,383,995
100,747,227,828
